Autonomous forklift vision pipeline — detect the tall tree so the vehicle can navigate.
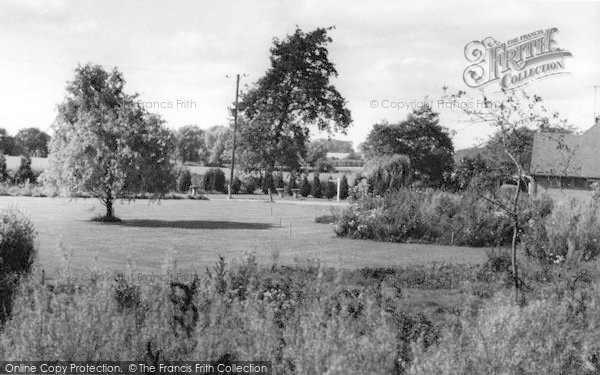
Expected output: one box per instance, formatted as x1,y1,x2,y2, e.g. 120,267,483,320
44,64,176,220
361,105,454,187
237,27,352,177
204,125,232,166
175,125,207,163
0,129,19,155
14,127,51,157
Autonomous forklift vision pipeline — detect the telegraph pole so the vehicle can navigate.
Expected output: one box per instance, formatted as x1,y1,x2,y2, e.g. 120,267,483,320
228,74,241,199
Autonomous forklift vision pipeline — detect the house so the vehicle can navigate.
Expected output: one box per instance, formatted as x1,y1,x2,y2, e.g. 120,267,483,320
530,118,600,192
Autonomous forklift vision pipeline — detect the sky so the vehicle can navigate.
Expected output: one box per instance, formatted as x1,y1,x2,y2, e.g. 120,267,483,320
0,0,598,150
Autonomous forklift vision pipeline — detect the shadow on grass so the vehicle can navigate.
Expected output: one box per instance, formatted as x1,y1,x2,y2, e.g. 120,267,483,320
102,219,273,230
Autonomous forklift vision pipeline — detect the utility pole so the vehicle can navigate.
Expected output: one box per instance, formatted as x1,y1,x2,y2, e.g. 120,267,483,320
228,74,242,199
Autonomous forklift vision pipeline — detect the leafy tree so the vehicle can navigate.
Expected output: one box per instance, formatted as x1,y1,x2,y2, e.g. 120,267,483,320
324,178,336,199
454,153,493,190
14,128,51,157
237,27,352,177
305,141,328,166
202,168,226,193
44,64,176,220
204,126,232,166
339,175,349,200
451,89,572,299
311,175,322,198
361,105,454,187
300,175,311,197
175,125,207,163
0,129,19,155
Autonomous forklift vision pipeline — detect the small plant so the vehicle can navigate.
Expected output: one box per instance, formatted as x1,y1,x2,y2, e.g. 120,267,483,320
339,175,349,200
242,176,257,194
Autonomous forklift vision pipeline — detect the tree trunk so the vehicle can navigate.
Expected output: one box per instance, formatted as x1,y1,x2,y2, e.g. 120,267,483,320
105,194,113,219
511,174,522,302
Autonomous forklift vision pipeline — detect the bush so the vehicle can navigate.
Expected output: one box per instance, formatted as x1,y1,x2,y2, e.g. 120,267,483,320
177,169,192,193
364,155,411,195
333,188,543,247
300,175,311,197
202,168,226,193
13,156,36,184
0,155,8,182
324,178,336,199
241,176,257,194
0,208,36,323
311,175,322,198
522,196,600,263
339,175,349,200
230,177,242,194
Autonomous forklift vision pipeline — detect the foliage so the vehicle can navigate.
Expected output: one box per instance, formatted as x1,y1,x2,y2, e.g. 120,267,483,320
314,158,335,173
204,126,232,166
305,141,327,166
14,128,51,158
324,178,336,199
311,175,322,198
521,196,600,263
175,125,207,163
237,27,352,174
0,208,36,322
13,155,36,184
0,129,20,156
0,154,9,182
43,64,176,219
177,169,192,193
230,177,242,195
300,175,311,197
363,155,411,195
339,175,349,200
261,172,274,194
333,188,552,247
202,168,226,193
361,105,454,187
241,175,258,194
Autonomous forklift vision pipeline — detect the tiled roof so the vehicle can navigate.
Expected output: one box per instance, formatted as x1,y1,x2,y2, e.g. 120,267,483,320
530,123,600,178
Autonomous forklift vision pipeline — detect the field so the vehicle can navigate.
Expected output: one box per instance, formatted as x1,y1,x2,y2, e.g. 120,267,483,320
0,195,487,280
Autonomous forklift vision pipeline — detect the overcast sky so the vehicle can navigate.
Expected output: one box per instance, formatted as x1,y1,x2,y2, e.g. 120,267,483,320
0,0,598,150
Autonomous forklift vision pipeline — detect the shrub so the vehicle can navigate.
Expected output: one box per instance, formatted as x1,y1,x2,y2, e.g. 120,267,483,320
202,168,226,193
0,208,36,322
311,175,322,198
324,178,336,199
300,175,311,197
177,169,192,193
522,197,600,263
0,155,8,182
230,177,242,194
339,175,349,200
13,155,36,184
364,155,411,195
241,176,257,194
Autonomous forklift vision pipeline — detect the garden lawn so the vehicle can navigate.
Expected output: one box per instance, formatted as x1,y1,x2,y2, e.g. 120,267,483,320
0,196,487,280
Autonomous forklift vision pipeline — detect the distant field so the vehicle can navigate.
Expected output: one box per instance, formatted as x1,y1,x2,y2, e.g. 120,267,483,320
0,196,487,280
